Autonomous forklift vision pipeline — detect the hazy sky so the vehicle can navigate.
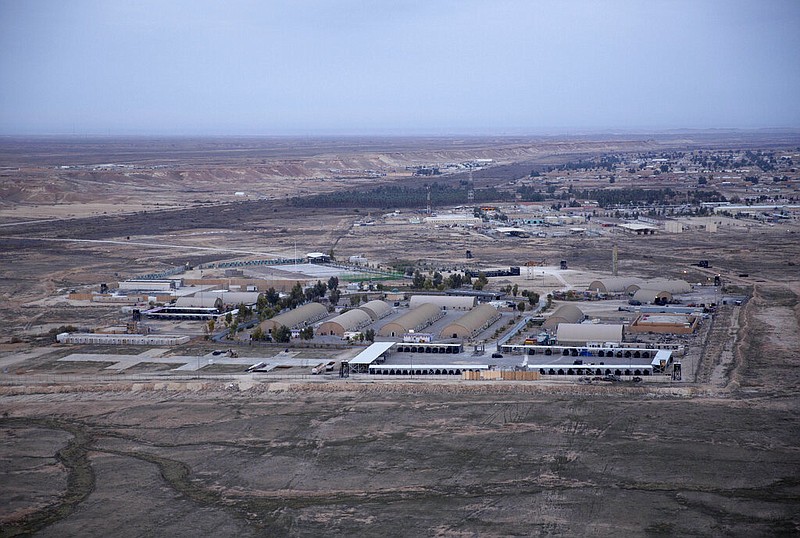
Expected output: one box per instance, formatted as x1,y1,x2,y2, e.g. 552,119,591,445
1,0,799,135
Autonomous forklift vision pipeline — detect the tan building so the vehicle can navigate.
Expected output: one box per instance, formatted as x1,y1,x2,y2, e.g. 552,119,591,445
542,304,585,330
378,303,444,337
409,295,476,311
587,278,644,294
359,300,393,320
318,309,373,336
259,302,329,334
556,323,624,345
628,313,700,334
439,304,500,339
631,288,673,304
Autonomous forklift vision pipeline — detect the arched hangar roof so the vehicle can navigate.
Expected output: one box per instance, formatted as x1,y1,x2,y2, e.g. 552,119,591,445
360,300,393,320
260,302,329,331
409,295,476,310
644,279,691,294
587,278,644,294
318,309,373,336
542,304,585,329
440,304,500,339
556,323,624,344
632,288,673,304
378,303,443,337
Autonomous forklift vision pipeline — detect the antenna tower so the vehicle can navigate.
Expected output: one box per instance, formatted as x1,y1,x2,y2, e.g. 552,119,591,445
426,185,432,216
612,243,619,276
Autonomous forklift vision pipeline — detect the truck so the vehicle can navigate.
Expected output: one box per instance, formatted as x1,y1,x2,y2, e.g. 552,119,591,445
311,362,327,375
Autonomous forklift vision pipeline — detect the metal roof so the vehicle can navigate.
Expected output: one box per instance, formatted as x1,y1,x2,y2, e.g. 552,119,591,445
348,341,395,365
542,304,585,329
378,303,443,336
439,304,500,338
409,295,476,310
369,364,489,370
556,323,624,344
260,302,329,330
359,300,393,320
318,309,372,334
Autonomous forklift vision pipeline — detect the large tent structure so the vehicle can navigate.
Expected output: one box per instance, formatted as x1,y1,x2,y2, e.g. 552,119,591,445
259,302,329,334
409,295,476,311
556,323,624,345
317,309,373,336
439,304,501,339
359,300,393,320
542,304,585,330
378,303,444,337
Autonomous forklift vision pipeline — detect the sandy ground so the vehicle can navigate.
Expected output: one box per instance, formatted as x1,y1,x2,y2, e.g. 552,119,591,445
1,136,799,536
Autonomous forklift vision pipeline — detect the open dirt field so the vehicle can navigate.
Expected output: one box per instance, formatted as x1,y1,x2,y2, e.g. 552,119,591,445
1,135,799,536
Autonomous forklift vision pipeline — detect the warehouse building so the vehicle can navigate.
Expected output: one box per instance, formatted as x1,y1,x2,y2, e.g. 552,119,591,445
631,288,673,304
176,291,261,308
56,333,190,346
118,280,177,292
378,303,444,337
259,302,329,334
359,300,393,320
542,304,585,330
628,313,700,334
587,277,644,294
318,309,373,336
640,278,692,294
409,295,476,311
556,323,624,345
439,304,500,339
588,277,690,296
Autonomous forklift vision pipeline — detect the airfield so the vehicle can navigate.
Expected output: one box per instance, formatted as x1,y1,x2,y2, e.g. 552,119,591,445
1,135,799,536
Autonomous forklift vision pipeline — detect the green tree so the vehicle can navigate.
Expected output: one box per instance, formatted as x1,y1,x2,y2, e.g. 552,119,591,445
314,280,328,298
327,276,339,291
274,325,291,343
365,328,375,342
251,325,265,341
256,293,268,313
350,294,362,306
517,302,526,312
299,326,314,340
290,282,304,306
265,287,280,306
412,270,426,289
329,289,341,305
446,273,464,289
512,284,519,297
432,271,443,287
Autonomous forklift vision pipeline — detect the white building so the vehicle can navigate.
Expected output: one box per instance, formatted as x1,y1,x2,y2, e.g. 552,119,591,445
56,333,190,346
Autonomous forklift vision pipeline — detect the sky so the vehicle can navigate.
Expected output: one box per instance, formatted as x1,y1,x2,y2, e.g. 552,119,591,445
1,0,799,135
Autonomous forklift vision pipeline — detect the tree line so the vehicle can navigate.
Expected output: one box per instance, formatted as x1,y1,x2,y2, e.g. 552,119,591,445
289,184,514,209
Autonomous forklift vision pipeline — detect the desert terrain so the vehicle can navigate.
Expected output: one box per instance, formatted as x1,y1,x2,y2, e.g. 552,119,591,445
1,134,799,536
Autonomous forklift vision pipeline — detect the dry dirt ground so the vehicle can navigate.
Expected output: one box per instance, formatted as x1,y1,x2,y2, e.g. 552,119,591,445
1,236,798,537
1,136,799,536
